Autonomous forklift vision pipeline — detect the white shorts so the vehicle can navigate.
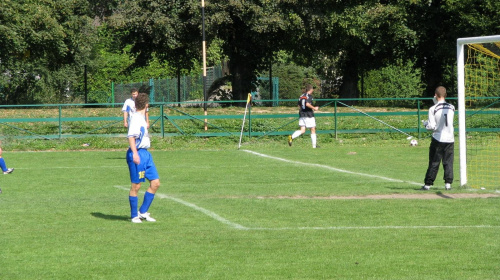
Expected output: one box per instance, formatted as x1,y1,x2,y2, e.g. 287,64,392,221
299,117,316,128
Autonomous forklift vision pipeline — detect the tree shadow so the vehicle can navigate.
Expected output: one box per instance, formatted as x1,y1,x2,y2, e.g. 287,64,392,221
91,212,129,221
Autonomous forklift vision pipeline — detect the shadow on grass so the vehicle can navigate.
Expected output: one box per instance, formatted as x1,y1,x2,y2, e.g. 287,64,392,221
91,212,129,221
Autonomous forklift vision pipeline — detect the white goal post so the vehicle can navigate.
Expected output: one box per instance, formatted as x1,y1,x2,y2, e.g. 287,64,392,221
456,34,500,187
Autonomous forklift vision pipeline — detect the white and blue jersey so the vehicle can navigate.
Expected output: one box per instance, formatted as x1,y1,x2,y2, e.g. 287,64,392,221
126,113,158,183
122,98,136,115
127,113,150,149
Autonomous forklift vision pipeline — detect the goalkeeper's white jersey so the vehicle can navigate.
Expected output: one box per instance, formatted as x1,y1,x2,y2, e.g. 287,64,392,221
127,112,150,149
426,101,455,143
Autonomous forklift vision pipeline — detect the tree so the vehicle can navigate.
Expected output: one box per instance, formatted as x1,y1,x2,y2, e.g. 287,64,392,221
403,0,500,95
110,0,201,103
0,0,96,104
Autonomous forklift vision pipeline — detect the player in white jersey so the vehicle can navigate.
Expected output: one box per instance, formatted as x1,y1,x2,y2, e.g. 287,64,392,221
126,92,160,223
422,86,455,190
122,88,149,128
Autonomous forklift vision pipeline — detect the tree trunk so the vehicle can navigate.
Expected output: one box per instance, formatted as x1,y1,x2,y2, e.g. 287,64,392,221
338,59,359,104
229,55,254,105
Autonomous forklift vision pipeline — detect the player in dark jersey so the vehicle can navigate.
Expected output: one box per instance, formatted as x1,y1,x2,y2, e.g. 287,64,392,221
422,86,455,190
288,84,319,148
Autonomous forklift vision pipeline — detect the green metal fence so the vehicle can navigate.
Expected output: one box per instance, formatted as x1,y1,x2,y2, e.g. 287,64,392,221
0,97,498,140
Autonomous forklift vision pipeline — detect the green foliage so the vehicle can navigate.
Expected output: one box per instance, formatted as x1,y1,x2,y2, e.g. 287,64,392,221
0,0,97,104
259,63,319,101
360,60,425,106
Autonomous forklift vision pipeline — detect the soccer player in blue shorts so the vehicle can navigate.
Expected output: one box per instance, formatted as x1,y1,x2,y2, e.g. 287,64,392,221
0,141,14,175
126,92,160,223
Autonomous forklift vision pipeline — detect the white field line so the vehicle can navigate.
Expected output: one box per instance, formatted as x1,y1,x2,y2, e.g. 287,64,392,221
248,225,500,230
114,186,500,231
242,150,422,186
114,186,248,230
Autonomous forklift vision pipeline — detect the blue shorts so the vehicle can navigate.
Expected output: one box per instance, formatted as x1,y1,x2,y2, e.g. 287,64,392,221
126,149,159,184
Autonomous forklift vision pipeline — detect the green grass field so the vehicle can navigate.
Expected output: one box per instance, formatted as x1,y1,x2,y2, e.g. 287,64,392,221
1,139,499,279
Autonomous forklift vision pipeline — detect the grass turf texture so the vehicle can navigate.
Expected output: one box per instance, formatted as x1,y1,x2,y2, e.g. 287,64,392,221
0,142,499,279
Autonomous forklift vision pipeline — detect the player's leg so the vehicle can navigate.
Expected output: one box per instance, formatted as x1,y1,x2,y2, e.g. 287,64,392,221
423,139,443,188
309,117,317,148
442,142,454,188
293,119,307,139
0,147,7,172
126,148,144,223
129,182,142,223
139,151,160,222
289,119,306,146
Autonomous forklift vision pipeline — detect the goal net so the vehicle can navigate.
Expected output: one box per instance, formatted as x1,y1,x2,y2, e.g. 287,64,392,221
457,35,500,189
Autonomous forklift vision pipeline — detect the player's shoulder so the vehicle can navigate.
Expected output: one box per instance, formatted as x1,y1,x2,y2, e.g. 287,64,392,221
444,102,455,110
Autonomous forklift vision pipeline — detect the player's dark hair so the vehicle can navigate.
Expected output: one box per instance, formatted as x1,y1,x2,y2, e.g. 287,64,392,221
135,92,149,110
130,87,138,94
305,84,313,92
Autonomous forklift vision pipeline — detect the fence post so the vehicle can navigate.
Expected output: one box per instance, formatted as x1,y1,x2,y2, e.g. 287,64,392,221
149,78,155,103
334,101,338,139
59,105,62,139
273,77,279,107
111,81,115,108
161,104,165,138
417,99,421,139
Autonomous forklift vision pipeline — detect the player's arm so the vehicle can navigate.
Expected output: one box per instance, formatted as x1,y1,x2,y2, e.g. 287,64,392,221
123,111,129,127
425,110,436,131
305,102,319,111
128,137,140,164
146,108,150,128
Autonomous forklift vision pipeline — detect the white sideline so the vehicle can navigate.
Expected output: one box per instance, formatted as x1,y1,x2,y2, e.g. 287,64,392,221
114,186,500,231
242,150,422,186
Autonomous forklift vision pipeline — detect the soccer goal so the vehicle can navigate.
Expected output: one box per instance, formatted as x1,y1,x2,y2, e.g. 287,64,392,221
457,35,500,189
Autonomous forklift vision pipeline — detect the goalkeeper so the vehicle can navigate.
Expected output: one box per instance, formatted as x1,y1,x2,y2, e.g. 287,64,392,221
422,86,455,190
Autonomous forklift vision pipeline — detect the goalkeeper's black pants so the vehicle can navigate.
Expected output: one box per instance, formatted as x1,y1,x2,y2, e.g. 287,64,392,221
424,138,454,185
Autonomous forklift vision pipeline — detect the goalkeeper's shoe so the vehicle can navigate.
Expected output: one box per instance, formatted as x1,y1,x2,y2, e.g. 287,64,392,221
131,216,142,223
445,183,451,190
421,185,430,190
3,168,14,174
288,135,293,146
138,212,156,222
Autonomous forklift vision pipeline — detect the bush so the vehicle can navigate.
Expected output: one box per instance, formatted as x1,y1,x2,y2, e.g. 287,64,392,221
360,60,425,107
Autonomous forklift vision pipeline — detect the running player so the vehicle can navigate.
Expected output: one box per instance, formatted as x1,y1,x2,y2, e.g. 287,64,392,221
288,84,319,148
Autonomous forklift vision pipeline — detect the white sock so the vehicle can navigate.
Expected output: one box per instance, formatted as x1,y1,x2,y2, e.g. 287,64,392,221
292,130,302,139
311,133,317,148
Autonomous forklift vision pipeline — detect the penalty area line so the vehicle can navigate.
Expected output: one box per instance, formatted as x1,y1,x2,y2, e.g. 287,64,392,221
114,185,248,230
242,150,421,186
247,225,500,231
114,186,499,231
